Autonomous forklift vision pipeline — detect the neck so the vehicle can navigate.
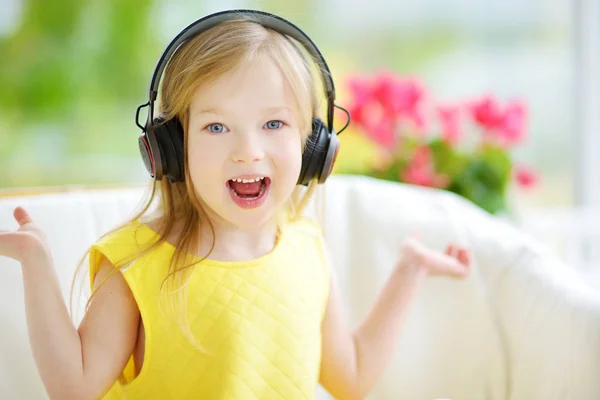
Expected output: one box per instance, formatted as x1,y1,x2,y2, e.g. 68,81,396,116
197,219,280,262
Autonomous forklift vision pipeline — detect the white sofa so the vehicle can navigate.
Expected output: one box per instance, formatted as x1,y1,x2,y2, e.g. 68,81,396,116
1,175,599,400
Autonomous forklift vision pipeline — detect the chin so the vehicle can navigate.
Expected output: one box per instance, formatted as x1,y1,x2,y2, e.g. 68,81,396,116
197,180,291,230
225,209,280,230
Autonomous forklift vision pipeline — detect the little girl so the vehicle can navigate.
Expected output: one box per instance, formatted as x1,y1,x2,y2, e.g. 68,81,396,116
0,10,471,400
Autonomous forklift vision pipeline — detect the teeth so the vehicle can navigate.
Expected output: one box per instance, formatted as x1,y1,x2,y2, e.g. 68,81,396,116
230,177,268,200
231,177,265,183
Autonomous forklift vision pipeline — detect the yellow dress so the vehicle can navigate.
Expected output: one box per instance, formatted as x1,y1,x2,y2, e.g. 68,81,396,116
89,217,330,400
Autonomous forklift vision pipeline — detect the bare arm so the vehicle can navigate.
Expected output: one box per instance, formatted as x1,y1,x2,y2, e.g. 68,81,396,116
23,252,140,399
319,239,471,400
1,207,139,399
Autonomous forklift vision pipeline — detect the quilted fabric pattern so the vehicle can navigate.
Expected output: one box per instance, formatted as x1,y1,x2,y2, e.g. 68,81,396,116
89,217,330,400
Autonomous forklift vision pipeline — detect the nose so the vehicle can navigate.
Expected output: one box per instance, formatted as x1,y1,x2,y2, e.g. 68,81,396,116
231,131,265,163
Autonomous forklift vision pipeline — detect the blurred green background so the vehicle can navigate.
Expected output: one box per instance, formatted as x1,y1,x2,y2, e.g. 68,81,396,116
0,0,574,210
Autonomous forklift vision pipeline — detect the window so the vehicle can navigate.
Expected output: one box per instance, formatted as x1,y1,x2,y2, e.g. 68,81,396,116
0,1,584,214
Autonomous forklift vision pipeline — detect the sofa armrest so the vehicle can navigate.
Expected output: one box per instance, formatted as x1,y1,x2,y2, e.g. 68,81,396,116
443,193,600,399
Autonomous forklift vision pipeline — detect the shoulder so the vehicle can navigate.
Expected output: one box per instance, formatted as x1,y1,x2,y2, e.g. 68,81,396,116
283,215,330,269
89,219,159,273
283,216,323,239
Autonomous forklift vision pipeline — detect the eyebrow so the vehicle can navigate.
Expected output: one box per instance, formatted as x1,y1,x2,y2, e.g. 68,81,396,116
194,106,293,116
263,106,293,114
195,108,221,116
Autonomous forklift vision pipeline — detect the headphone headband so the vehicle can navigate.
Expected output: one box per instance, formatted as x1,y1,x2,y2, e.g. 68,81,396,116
137,9,348,185
146,9,336,130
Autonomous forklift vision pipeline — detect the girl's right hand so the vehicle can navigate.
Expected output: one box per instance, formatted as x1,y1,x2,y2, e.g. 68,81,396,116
398,236,471,279
0,207,50,264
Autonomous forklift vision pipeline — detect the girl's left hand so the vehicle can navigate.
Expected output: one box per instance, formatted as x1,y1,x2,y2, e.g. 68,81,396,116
399,237,472,278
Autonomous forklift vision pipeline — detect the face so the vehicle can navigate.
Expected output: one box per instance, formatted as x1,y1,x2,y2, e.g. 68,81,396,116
187,55,304,231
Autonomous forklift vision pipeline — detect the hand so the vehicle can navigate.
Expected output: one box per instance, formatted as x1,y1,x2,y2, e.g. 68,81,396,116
399,236,471,278
0,207,51,264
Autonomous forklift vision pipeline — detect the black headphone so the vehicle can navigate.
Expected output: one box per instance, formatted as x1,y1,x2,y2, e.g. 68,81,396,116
135,9,348,186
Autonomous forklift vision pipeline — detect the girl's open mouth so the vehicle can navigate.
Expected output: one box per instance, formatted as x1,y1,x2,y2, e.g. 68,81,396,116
227,177,271,209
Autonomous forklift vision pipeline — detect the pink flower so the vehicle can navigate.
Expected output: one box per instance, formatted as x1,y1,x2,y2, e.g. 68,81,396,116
373,72,427,133
347,75,375,109
349,99,397,149
436,104,462,144
469,95,528,147
346,74,401,149
403,107,427,133
346,72,430,149
347,76,376,128
497,100,527,146
373,72,425,114
514,164,538,188
400,146,450,188
366,117,397,149
469,95,503,131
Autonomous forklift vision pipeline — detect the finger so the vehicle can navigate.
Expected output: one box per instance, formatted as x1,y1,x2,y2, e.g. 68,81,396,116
442,249,471,276
457,249,471,266
448,244,463,259
445,244,456,257
449,256,469,276
426,251,467,276
446,260,470,278
14,207,33,226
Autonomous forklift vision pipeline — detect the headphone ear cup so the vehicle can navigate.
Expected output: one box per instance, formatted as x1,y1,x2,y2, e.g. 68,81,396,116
318,130,339,183
168,119,185,182
138,126,163,180
154,117,185,182
298,117,330,186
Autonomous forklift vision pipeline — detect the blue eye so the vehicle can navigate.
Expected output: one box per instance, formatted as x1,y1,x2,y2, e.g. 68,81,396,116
264,120,283,130
207,123,227,134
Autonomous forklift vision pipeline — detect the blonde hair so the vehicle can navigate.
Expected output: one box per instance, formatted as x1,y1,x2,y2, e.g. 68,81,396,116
70,18,326,349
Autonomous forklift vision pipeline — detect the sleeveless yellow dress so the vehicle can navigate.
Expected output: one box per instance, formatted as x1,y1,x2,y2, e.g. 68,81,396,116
89,217,330,399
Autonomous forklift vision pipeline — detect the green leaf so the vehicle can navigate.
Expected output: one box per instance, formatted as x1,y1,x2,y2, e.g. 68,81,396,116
447,153,511,214
478,145,512,192
429,138,469,177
